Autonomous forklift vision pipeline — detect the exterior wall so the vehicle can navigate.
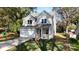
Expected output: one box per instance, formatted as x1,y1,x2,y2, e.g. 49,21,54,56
37,15,52,24
49,26,54,39
20,27,36,38
48,18,52,24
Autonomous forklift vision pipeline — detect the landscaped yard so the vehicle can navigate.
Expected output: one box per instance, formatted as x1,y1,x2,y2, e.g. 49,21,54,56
0,32,18,41
7,39,61,51
6,33,79,51
6,39,70,51
0,32,78,51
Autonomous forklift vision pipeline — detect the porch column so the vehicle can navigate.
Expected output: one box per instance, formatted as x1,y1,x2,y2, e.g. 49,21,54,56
41,28,42,39
48,28,49,39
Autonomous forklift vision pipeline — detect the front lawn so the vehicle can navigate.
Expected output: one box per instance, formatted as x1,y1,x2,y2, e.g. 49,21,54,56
7,39,66,51
6,33,79,51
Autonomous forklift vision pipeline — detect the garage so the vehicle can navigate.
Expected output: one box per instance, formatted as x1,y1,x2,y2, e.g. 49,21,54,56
20,27,36,38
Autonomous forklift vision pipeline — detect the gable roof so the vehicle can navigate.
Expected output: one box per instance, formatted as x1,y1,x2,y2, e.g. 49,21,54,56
23,14,36,21
30,12,38,17
37,10,52,18
23,10,53,21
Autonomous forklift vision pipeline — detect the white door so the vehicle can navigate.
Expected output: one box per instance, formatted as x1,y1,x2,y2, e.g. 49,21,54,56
20,28,35,38
42,28,49,39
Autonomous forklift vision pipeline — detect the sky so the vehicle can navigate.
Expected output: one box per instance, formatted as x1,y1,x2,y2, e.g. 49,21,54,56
36,7,52,13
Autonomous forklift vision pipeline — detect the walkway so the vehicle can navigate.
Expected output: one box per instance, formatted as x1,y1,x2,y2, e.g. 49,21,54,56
0,37,30,51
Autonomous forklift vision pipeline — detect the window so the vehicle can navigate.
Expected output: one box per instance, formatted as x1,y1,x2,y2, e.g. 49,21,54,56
42,19,47,23
28,20,32,24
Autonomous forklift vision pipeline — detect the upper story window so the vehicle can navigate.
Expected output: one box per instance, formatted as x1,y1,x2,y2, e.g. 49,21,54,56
41,19,47,23
28,20,32,24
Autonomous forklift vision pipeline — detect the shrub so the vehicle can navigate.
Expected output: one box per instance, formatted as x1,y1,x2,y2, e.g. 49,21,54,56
69,38,77,44
66,24,77,31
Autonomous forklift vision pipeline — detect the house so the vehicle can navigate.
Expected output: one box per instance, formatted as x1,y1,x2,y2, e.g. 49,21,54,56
69,30,76,39
20,10,57,39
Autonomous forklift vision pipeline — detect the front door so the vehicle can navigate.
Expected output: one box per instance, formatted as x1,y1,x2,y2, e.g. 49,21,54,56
36,28,41,37
43,28,49,34
42,28,49,39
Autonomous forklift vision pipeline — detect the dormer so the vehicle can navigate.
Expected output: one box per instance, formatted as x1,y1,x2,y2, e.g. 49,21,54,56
22,14,36,26
36,10,53,25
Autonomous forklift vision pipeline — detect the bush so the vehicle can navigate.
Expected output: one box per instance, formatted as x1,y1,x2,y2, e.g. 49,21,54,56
67,24,77,31
69,38,77,44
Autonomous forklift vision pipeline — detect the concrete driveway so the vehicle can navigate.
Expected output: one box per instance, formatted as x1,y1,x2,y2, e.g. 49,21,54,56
0,37,29,51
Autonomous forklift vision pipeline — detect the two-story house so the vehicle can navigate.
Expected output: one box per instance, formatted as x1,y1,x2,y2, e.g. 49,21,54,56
20,10,56,39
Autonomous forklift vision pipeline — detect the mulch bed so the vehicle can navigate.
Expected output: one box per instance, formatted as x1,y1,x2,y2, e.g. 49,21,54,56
0,32,17,41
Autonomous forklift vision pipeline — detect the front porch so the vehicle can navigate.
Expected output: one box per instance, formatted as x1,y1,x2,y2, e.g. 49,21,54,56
41,28,49,39
36,24,50,39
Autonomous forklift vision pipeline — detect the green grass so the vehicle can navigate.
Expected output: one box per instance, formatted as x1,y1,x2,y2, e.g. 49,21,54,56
7,38,79,51
68,38,79,51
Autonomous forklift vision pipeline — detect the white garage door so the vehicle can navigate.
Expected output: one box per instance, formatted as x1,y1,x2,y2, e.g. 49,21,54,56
20,28,36,38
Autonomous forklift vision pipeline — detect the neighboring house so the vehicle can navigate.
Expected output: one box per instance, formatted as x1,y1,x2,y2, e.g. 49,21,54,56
69,30,76,39
20,11,57,39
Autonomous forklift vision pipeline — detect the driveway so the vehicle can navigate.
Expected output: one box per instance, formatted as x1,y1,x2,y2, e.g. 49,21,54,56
0,37,29,51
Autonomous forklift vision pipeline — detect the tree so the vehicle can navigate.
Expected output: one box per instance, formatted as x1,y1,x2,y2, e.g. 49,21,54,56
3,7,35,21
56,21,66,32
53,7,79,32
61,7,79,24
53,7,79,24
0,7,35,33
8,19,22,33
